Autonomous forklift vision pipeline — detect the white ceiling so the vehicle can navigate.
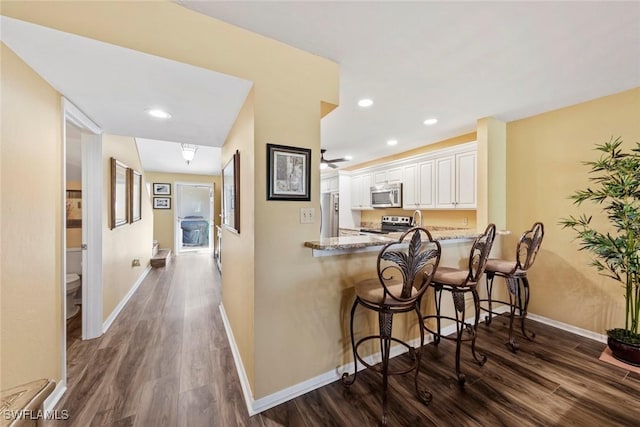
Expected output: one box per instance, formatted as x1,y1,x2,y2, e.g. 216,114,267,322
179,1,640,168
0,16,252,175
136,138,221,175
2,3,639,175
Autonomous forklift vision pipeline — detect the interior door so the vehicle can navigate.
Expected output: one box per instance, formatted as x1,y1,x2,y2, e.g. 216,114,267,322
174,183,214,254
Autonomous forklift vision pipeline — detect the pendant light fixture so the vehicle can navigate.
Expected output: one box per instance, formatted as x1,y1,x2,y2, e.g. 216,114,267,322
181,144,198,165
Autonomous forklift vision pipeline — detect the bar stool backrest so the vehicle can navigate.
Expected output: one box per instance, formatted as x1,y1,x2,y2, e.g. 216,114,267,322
516,222,545,271
467,223,497,283
377,227,441,304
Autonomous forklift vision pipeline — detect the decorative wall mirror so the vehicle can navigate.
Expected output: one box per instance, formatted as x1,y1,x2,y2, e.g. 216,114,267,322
110,158,129,229
129,169,142,223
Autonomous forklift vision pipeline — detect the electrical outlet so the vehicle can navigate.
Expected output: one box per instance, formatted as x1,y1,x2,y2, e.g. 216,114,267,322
462,217,468,226
300,208,315,224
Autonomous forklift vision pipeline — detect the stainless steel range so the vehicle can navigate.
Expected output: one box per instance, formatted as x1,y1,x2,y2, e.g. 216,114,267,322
360,216,413,234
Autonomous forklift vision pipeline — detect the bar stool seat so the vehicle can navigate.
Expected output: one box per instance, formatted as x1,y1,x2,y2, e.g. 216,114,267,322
354,278,415,305
422,223,496,386
342,228,441,426
484,259,525,275
433,267,470,285
480,222,544,353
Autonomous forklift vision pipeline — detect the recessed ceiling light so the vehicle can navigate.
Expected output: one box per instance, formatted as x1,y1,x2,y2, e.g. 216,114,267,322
344,155,353,160
423,118,438,126
358,98,374,108
387,139,398,146
147,108,171,119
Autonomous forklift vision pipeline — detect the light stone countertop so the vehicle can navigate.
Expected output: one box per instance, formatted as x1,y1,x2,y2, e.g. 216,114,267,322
305,228,478,254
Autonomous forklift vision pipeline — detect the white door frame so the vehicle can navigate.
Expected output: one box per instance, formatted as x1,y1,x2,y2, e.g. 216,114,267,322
61,97,103,388
173,181,214,254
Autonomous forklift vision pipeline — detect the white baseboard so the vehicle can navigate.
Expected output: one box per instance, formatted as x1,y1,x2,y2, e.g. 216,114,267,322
102,266,151,333
43,380,67,412
527,312,607,343
220,301,607,417
220,302,510,416
218,304,255,416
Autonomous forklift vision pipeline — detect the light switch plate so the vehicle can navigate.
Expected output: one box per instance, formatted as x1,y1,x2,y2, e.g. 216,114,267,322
300,208,315,224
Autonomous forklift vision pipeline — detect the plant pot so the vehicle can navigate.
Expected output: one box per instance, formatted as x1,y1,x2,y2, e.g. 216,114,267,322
607,330,640,367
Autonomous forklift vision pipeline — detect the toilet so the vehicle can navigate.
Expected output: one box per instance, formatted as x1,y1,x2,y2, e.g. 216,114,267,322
66,274,81,319
66,248,83,320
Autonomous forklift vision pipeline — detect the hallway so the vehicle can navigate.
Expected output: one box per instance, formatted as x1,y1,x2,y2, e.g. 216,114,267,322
53,253,259,426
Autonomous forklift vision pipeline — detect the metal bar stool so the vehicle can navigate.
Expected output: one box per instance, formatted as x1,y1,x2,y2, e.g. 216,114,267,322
421,223,496,386
341,227,441,426
479,222,544,352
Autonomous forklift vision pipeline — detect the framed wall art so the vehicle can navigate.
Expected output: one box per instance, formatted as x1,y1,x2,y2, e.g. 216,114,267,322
153,182,171,195
222,150,240,233
266,143,311,201
66,190,82,228
153,197,171,209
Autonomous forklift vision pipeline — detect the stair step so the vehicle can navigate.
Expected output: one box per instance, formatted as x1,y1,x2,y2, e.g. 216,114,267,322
151,249,171,268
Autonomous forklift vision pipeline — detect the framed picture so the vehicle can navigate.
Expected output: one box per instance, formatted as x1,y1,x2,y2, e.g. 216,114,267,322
222,150,240,233
267,143,311,201
129,169,142,223
66,190,82,228
153,182,171,195
110,158,129,229
153,197,171,209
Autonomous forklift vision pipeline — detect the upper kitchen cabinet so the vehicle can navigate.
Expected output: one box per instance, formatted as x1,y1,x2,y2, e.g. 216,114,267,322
321,175,339,193
402,160,435,209
347,141,476,211
351,172,372,210
435,148,476,209
373,167,402,185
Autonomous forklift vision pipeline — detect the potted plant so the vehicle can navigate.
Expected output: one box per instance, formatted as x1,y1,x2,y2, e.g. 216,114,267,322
560,136,640,366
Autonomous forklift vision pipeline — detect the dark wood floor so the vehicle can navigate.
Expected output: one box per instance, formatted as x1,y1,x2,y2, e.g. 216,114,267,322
53,253,640,426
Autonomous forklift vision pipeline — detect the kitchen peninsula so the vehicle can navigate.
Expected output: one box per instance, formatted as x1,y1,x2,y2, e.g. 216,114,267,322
304,227,479,257
301,223,499,386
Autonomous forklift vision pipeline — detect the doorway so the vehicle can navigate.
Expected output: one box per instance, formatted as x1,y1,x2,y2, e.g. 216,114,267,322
174,182,215,254
61,98,103,395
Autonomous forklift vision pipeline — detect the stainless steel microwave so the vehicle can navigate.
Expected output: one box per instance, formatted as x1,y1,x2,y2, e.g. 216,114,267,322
370,183,402,208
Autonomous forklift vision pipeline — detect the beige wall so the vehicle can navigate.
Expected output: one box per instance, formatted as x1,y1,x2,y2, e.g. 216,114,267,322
507,87,640,335
1,43,63,389
144,172,221,250
101,134,154,320
66,180,82,248
477,117,507,231
221,89,256,390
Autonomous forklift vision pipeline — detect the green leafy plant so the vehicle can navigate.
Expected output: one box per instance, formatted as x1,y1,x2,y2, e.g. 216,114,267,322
560,137,640,344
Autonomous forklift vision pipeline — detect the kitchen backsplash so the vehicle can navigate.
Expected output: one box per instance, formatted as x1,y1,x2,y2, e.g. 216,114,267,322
360,208,477,229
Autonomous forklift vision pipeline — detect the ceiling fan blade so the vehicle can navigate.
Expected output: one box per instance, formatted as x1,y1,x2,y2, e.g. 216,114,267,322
328,163,338,169
324,157,347,163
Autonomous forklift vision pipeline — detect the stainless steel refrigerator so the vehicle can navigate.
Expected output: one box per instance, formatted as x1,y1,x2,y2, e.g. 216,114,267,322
320,192,339,238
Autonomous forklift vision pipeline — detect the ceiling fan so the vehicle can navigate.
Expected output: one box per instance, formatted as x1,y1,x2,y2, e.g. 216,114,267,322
320,149,349,169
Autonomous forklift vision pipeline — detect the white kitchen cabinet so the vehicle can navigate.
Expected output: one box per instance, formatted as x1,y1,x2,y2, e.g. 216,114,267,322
350,173,372,210
402,164,418,208
402,160,435,209
373,167,402,185
435,150,476,209
321,176,338,193
418,160,436,208
455,150,476,208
